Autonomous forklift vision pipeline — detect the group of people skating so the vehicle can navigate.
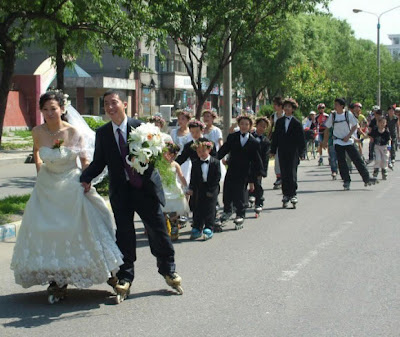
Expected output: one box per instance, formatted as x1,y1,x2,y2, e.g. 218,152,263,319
10,90,396,305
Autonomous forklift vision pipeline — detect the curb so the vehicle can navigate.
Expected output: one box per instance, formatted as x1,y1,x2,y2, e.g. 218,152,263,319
0,221,21,242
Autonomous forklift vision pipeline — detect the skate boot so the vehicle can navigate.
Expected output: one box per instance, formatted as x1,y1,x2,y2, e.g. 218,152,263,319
203,228,214,241
254,204,263,218
318,157,323,166
290,196,298,209
170,224,179,241
218,211,232,225
365,177,378,186
47,282,67,304
273,178,282,190
382,168,388,180
178,215,188,229
234,216,244,230
164,272,183,295
343,181,350,191
388,162,394,170
373,168,379,178
107,276,118,294
248,196,256,208
331,172,337,180
115,279,131,304
190,227,203,240
213,223,223,233
282,195,290,208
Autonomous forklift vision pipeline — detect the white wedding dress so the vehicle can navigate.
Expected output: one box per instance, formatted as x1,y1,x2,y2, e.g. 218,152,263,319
11,147,123,288
161,166,189,215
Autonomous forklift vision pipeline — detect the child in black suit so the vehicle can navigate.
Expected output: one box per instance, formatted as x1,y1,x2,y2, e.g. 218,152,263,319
186,138,221,240
270,98,306,208
217,114,264,228
249,117,271,213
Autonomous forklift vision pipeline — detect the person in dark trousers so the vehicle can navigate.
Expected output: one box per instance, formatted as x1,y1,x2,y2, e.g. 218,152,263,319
270,97,306,208
80,89,182,298
186,138,221,240
249,116,271,212
323,98,377,190
386,106,399,168
217,114,264,227
367,105,381,164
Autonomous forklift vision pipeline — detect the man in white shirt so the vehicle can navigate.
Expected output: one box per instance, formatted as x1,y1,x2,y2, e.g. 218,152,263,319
322,98,376,190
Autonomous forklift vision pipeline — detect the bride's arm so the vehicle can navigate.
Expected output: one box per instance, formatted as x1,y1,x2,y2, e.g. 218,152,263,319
79,156,90,171
32,127,42,173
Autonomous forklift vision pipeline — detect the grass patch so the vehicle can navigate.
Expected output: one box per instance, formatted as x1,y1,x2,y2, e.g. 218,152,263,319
0,214,12,225
0,194,31,215
0,142,33,150
14,130,32,138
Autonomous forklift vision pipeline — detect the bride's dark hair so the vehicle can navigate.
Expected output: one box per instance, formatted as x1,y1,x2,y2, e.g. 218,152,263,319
39,91,68,122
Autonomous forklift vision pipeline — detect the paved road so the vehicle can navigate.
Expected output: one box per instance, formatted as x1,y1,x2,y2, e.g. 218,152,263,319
1,156,400,337
0,162,36,198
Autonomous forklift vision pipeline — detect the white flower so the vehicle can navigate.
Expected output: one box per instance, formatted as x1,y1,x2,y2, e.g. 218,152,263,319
126,122,165,174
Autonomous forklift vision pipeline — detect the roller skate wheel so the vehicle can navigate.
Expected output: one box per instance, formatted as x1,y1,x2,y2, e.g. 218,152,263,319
283,203,288,208
235,224,243,230
255,213,259,218
48,294,56,304
116,294,123,304
175,285,184,295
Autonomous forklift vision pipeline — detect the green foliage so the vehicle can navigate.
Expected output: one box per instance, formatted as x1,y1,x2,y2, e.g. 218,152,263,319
258,105,274,118
83,117,106,131
0,194,30,215
154,154,177,189
13,130,32,138
94,176,109,197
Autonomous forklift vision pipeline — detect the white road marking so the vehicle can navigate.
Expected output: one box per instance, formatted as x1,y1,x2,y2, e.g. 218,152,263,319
278,222,351,281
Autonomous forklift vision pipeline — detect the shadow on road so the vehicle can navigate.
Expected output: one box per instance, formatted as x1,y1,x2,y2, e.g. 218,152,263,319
0,177,36,190
0,289,111,329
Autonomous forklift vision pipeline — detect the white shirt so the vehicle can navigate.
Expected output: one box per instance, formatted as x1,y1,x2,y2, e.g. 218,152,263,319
240,132,249,147
285,116,293,132
112,116,129,180
325,111,358,146
112,116,128,153
273,111,285,123
200,156,210,182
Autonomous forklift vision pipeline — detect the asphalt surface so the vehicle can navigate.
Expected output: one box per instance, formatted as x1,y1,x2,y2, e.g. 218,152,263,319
1,154,400,337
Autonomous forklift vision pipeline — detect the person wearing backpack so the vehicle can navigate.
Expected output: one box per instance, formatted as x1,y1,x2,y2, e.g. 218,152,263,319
322,98,377,190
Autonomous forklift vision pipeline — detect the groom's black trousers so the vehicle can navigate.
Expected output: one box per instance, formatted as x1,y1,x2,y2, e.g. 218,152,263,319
110,181,175,283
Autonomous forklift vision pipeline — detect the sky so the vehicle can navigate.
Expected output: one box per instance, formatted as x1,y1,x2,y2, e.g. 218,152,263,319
324,0,400,45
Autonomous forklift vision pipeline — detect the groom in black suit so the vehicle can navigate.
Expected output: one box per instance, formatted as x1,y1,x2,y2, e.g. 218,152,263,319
80,89,181,294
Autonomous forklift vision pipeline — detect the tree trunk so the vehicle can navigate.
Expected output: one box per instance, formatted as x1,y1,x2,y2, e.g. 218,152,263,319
55,35,66,90
195,91,206,120
251,89,257,114
0,39,16,148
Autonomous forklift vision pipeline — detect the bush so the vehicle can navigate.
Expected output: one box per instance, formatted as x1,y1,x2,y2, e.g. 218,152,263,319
258,104,274,118
0,194,30,215
83,117,107,131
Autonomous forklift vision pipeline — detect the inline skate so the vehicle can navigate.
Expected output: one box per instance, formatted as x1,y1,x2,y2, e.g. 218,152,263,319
290,196,298,209
47,282,67,304
273,178,282,190
282,195,290,208
114,280,131,304
254,204,263,218
164,272,183,295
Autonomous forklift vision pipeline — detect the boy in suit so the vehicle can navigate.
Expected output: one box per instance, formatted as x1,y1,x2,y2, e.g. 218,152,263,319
217,114,264,228
270,98,306,208
186,138,221,240
249,116,271,213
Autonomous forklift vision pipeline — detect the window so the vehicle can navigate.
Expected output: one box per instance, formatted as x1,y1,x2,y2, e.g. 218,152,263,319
143,54,149,68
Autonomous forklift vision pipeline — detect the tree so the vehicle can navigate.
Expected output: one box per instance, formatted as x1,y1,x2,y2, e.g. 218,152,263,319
150,0,329,119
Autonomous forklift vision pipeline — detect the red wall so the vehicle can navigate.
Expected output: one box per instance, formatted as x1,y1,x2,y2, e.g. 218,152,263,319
4,75,41,128
4,91,30,127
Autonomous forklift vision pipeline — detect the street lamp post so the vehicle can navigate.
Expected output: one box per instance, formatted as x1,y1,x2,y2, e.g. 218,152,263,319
353,5,400,108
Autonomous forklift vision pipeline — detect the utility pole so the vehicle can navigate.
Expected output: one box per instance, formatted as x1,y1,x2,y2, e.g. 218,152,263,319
222,34,232,140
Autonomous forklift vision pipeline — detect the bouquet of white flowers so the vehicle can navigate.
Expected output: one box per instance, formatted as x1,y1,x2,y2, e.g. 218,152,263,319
126,122,165,174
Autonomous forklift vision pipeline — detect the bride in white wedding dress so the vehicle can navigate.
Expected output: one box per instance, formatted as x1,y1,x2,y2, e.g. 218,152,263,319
10,91,123,303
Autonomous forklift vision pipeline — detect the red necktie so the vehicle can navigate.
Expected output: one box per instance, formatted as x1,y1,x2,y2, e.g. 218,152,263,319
117,128,143,188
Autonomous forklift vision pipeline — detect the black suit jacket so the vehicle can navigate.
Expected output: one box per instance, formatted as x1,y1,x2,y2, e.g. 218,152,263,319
217,131,264,179
175,140,217,165
270,116,306,160
189,156,221,198
251,131,270,177
80,117,165,206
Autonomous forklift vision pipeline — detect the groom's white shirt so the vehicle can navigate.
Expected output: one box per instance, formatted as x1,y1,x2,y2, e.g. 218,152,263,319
112,115,128,153
112,115,129,180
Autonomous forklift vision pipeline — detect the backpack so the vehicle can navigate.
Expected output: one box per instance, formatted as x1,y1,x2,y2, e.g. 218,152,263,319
331,111,351,140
